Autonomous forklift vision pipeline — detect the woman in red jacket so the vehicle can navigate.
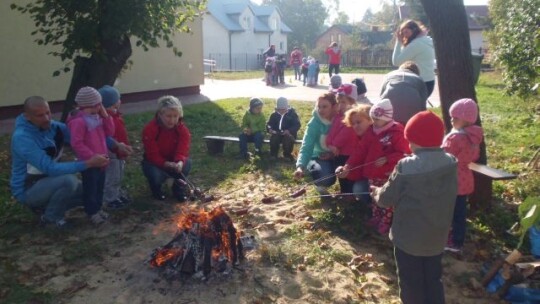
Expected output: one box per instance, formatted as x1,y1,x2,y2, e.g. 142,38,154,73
325,42,341,78
141,96,192,202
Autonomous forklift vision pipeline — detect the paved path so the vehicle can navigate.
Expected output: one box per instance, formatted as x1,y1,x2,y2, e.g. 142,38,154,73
0,73,439,135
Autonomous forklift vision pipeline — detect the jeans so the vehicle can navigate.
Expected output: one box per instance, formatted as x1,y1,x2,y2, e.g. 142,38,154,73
269,133,295,157
22,174,83,222
328,64,340,77
334,155,353,193
308,158,336,188
141,158,192,196
352,179,371,204
293,63,301,80
394,246,445,304
451,195,467,247
239,131,264,157
103,152,125,203
81,168,106,216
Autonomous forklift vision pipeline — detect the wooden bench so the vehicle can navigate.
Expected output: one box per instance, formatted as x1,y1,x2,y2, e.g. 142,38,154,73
203,135,302,155
468,162,517,210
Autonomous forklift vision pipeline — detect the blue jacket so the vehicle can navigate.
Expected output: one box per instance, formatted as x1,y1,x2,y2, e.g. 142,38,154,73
10,114,86,202
295,110,332,169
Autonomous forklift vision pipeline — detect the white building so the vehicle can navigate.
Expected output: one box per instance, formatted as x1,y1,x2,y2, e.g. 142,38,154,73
203,0,292,71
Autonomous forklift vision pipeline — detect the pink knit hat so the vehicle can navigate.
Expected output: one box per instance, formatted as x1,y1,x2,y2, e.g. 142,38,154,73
369,99,394,122
449,98,478,123
75,86,102,107
335,84,358,100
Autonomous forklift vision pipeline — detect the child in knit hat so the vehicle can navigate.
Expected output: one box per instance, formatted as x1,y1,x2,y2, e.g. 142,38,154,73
442,98,483,253
266,97,301,160
67,86,115,225
99,85,133,210
338,99,410,235
239,98,267,159
371,111,458,304
329,74,342,90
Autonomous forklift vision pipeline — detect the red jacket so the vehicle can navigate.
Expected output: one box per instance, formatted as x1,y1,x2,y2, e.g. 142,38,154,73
142,117,191,168
347,122,410,181
325,113,357,156
290,49,303,65
441,125,483,195
108,110,130,159
325,47,341,65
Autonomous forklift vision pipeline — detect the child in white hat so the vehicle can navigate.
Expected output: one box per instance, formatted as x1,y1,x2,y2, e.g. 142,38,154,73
266,97,301,160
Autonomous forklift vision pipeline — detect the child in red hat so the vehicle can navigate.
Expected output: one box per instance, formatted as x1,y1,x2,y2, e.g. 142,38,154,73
371,110,458,304
442,98,483,253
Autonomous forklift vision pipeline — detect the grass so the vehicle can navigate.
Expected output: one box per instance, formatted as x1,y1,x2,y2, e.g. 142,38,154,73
209,67,391,80
0,71,538,302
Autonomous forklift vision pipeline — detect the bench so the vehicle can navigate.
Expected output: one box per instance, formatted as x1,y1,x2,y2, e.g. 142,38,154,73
468,162,517,211
203,135,302,155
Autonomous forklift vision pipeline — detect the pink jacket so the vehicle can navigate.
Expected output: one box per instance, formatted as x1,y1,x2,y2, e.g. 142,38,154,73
67,110,115,161
442,125,483,195
325,113,357,156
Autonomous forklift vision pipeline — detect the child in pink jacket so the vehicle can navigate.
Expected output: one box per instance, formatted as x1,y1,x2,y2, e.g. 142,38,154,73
67,86,114,225
442,98,483,253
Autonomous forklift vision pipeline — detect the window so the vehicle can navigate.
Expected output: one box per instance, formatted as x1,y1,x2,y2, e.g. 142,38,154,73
245,16,251,30
280,42,283,50
331,34,335,42
338,34,342,43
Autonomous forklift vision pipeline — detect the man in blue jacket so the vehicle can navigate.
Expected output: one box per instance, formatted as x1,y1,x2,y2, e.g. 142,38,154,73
10,96,109,228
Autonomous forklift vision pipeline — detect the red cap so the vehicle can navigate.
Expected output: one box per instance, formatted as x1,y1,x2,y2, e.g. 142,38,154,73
404,111,445,147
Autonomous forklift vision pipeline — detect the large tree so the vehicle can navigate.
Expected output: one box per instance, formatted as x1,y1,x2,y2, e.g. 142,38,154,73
11,0,206,121
262,0,328,51
419,0,486,163
488,0,540,99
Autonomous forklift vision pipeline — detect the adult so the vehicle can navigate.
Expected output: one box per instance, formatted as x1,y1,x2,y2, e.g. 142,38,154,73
10,96,109,228
294,93,339,194
392,20,436,97
262,44,276,59
380,61,429,125
325,42,342,78
289,47,303,81
141,95,192,202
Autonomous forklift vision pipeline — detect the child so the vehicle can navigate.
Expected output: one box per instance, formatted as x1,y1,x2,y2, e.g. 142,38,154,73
329,74,342,90
301,57,309,86
306,57,318,87
99,85,133,210
264,57,274,86
326,84,359,194
266,97,301,160
442,98,483,253
239,98,266,159
276,55,286,85
341,99,410,235
67,86,115,225
371,111,458,304
352,77,371,104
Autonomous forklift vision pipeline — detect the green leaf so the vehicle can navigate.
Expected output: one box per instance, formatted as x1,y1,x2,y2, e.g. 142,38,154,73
517,196,540,248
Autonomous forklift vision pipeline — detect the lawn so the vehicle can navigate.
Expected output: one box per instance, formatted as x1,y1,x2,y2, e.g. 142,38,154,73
0,71,538,303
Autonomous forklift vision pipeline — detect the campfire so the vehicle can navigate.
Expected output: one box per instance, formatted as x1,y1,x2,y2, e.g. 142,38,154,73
147,207,244,281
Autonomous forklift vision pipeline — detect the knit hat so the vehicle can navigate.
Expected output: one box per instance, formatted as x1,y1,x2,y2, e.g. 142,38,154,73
369,99,394,122
75,86,102,107
249,97,264,112
330,75,342,89
449,98,478,123
336,84,358,100
404,111,445,147
98,85,121,108
276,97,289,110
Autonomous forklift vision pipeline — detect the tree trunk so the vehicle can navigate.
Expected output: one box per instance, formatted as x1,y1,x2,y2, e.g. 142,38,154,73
61,35,132,121
420,0,487,164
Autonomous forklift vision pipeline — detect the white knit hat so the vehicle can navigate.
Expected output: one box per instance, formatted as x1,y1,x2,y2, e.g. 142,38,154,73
75,87,102,107
370,99,394,122
276,97,289,110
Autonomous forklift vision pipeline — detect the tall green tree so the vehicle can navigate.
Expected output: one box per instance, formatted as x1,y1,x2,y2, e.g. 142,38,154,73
11,0,206,120
262,0,328,51
488,0,540,99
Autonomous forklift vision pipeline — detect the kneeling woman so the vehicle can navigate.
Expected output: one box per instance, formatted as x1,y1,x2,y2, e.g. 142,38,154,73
293,93,338,194
141,96,192,201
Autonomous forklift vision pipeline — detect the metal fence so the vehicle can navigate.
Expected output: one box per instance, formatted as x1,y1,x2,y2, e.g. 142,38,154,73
206,53,263,71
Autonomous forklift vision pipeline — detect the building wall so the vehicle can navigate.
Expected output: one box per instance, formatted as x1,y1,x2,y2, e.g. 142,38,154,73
1,1,203,107
469,30,487,53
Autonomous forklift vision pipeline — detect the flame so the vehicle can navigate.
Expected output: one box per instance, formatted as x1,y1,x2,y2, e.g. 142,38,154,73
150,247,183,267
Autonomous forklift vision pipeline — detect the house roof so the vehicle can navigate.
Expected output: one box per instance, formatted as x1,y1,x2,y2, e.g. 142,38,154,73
398,5,489,30
206,0,292,33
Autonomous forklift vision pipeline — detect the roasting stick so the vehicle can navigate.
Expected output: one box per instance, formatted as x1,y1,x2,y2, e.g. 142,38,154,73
283,192,371,202
290,159,380,198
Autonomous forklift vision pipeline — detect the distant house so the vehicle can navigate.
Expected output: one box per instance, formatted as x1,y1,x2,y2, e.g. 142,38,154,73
203,0,292,71
399,5,490,54
315,24,392,50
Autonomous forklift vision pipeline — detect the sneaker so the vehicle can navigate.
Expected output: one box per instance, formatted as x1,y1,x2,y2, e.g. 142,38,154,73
105,199,129,210
90,212,107,225
40,216,71,230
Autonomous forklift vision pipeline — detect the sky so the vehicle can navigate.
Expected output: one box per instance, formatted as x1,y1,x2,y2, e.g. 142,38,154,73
251,0,489,23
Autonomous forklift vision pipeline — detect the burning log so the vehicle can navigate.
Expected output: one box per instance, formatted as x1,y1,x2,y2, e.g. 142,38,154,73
147,207,244,280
